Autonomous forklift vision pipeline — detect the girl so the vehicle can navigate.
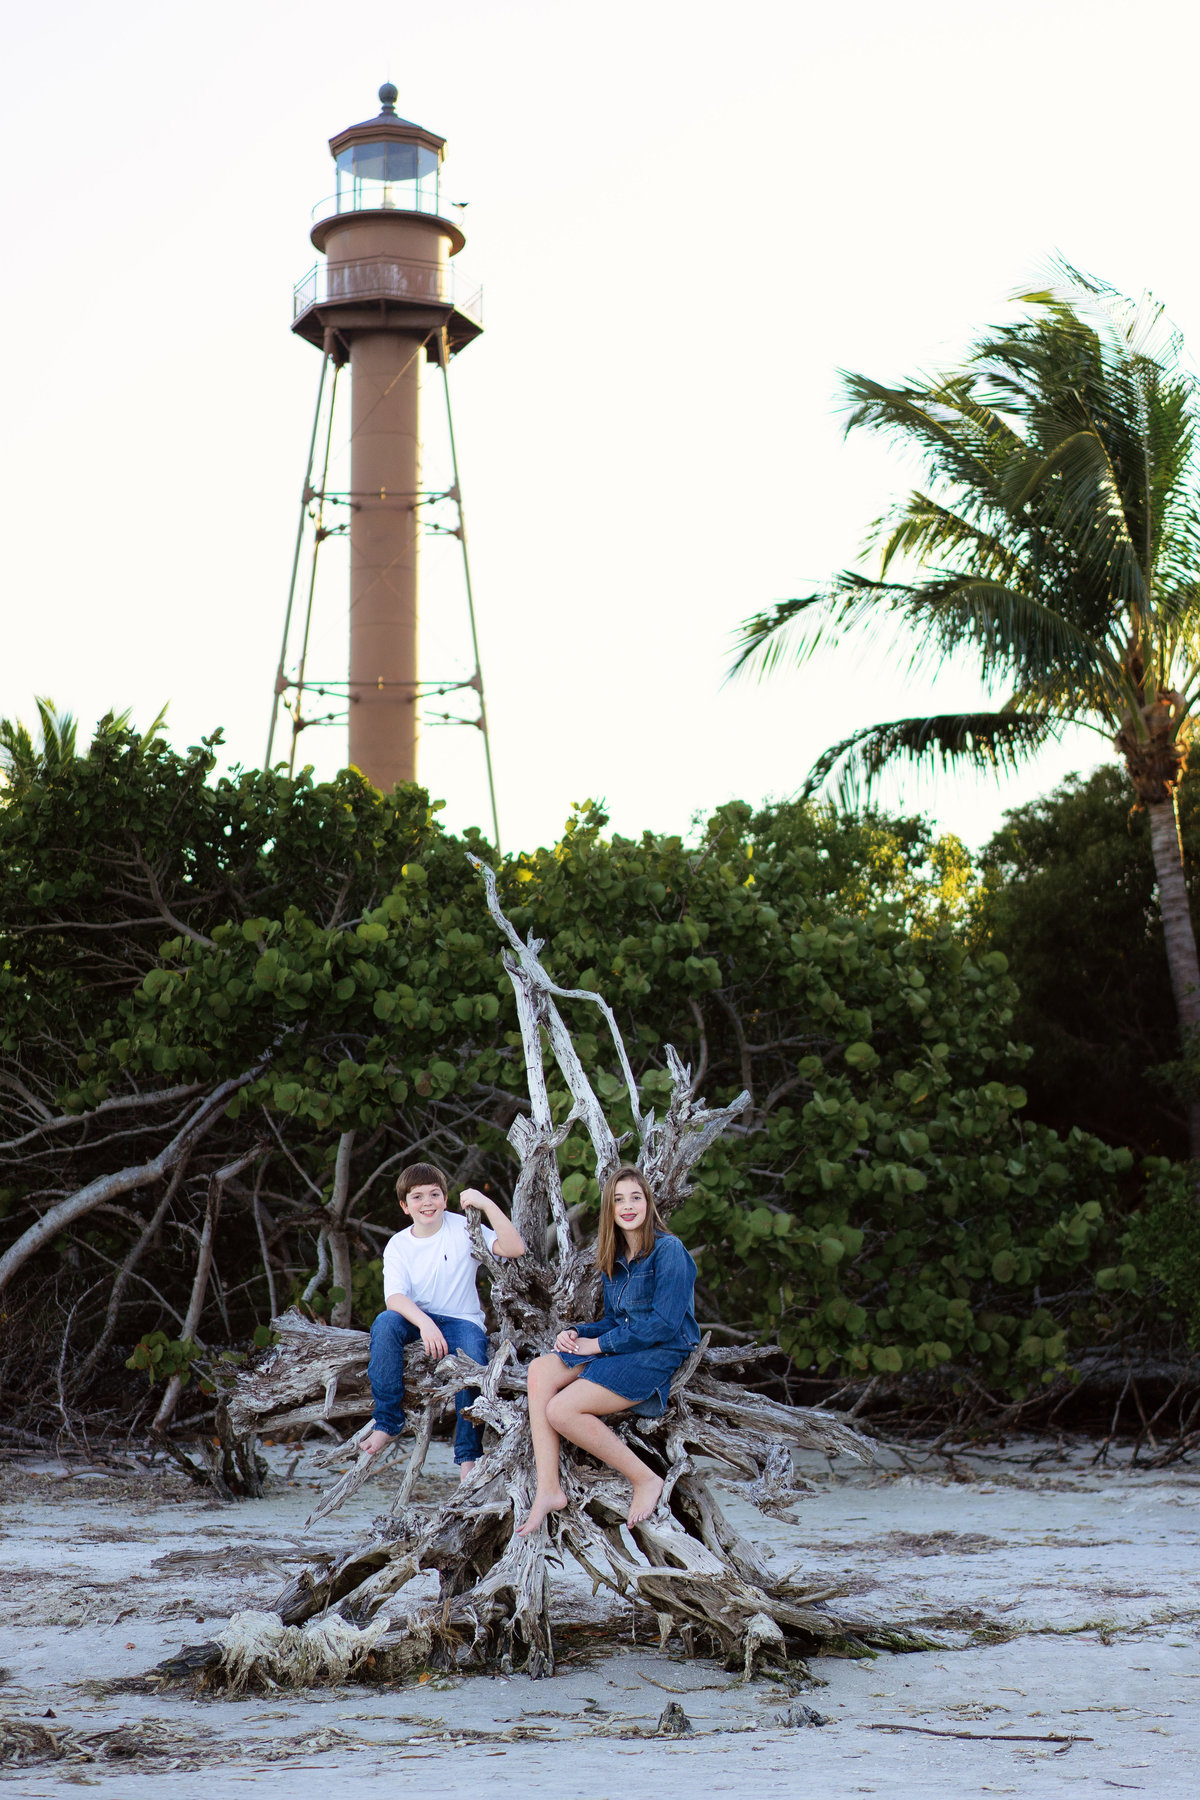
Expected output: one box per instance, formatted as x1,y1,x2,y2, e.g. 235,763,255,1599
517,1163,699,1535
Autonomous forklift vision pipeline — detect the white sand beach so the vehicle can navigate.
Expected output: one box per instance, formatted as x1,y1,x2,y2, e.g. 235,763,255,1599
1,1436,1197,1798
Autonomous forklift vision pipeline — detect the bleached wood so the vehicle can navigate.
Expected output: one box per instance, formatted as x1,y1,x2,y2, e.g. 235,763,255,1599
220,869,923,1685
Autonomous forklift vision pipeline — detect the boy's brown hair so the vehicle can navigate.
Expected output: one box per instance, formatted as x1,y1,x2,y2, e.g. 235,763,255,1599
395,1161,450,1208
595,1164,669,1277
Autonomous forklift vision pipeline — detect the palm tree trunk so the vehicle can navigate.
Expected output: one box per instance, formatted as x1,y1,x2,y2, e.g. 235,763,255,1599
1146,799,1200,1162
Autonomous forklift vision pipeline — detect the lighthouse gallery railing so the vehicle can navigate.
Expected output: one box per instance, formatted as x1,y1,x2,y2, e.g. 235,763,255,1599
293,257,483,327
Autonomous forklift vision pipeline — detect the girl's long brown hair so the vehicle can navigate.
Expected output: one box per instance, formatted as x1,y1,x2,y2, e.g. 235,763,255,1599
595,1164,669,1277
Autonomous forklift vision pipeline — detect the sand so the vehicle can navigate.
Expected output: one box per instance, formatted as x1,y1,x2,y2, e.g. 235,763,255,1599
1,1434,1197,1798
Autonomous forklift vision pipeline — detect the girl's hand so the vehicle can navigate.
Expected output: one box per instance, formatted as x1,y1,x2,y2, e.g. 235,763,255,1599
554,1328,579,1353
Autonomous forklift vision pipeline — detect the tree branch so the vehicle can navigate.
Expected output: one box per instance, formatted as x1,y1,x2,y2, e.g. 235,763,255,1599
327,1130,356,1328
72,1159,191,1388
0,1083,205,1153
153,1143,266,1430
0,1062,271,1296
130,837,217,949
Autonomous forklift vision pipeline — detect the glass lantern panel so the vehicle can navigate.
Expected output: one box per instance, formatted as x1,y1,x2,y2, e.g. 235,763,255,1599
335,141,440,215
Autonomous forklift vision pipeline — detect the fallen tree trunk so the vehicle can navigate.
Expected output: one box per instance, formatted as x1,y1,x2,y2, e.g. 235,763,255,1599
199,861,931,1685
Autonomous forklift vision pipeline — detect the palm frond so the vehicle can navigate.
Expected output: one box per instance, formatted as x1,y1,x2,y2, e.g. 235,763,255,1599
0,718,37,784
1002,675,1123,732
140,703,170,747
805,711,1060,808
840,372,1020,502
1,698,78,787
1013,260,1184,378
990,266,1200,616
1004,429,1146,610
33,699,78,768
727,592,831,679
875,492,1025,583
739,264,1200,810
731,561,1124,699
894,575,1125,691
89,703,170,757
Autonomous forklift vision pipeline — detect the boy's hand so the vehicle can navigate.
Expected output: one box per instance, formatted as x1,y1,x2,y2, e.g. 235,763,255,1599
460,1187,525,1262
420,1321,449,1360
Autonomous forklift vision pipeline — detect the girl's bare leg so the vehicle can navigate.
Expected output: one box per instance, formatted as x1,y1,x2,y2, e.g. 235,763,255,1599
545,1380,664,1525
517,1356,581,1536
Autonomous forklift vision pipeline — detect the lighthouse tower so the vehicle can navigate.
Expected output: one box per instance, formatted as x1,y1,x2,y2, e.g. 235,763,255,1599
288,85,483,791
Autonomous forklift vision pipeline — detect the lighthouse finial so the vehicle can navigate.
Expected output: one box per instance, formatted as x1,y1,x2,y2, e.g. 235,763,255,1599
378,81,398,114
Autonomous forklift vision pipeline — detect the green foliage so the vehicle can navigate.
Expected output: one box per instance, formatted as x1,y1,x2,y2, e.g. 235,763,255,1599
0,697,82,787
979,764,1200,1159
731,262,1200,1176
124,1331,206,1389
0,719,1181,1408
732,265,1200,807
0,722,488,1124
302,1286,347,1320
499,798,1140,1394
350,1258,385,1322
1120,1161,1200,1344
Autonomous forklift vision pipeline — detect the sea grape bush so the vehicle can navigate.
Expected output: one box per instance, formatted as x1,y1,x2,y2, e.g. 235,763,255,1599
500,803,1136,1397
0,724,1180,1414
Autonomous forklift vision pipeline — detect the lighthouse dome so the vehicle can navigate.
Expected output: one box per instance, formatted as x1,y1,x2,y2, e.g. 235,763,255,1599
325,85,446,219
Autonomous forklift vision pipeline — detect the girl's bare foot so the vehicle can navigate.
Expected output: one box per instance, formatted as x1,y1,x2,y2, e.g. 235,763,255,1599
458,1461,476,1483
627,1472,664,1525
516,1487,567,1536
362,1428,396,1457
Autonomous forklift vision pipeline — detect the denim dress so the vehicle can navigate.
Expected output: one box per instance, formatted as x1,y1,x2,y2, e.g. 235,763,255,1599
557,1231,700,1416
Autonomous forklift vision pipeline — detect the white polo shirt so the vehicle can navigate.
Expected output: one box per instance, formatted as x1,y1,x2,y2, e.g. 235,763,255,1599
381,1212,496,1326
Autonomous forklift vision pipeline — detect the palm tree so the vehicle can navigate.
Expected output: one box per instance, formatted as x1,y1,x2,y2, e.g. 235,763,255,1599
0,701,167,794
0,698,79,787
731,266,1200,1158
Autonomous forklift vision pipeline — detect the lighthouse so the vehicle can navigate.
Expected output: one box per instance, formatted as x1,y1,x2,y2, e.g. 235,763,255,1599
287,85,484,791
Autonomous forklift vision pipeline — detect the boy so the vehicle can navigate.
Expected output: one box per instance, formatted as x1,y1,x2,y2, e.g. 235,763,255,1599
363,1161,524,1480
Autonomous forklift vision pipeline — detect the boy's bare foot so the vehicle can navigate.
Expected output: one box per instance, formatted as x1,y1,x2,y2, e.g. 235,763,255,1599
458,1461,476,1483
362,1429,397,1457
516,1487,568,1536
627,1472,664,1525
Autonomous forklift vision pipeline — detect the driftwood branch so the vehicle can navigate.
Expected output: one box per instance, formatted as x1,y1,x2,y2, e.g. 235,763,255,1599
207,868,924,1688
863,1725,1094,1744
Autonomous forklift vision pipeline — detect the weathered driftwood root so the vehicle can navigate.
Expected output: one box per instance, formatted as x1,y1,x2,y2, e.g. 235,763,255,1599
211,1315,930,1685
189,861,933,1688
226,1308,487,1527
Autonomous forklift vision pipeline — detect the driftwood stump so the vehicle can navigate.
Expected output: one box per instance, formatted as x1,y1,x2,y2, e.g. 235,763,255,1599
206,862,928,1685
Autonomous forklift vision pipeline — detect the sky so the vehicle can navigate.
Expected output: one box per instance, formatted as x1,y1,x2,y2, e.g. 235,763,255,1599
3,0,1197,854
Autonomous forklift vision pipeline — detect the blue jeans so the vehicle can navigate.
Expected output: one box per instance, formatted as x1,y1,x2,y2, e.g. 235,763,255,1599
368,1310,490,1464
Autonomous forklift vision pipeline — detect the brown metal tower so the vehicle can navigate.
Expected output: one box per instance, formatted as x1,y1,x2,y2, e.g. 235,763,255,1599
272,84,486,799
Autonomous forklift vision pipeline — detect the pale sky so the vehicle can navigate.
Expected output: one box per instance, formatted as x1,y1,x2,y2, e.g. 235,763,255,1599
3,0,1194,853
